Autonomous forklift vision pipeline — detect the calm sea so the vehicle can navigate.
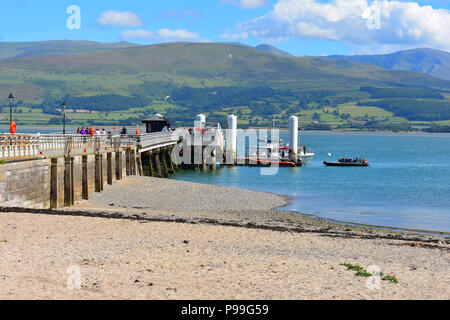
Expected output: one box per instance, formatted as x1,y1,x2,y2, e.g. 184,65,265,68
172,132,450,233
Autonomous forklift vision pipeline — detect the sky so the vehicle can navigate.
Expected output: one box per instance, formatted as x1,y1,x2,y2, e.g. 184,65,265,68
0,0,449,56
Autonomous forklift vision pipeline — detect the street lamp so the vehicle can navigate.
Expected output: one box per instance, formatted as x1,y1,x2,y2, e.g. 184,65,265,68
8,93,14,124
62,99,66,135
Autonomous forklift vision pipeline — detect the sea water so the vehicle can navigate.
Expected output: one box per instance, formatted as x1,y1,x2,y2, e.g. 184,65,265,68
173,132,450,233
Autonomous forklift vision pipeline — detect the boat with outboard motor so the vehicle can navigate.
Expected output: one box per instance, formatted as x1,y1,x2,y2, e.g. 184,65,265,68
324,157,369,167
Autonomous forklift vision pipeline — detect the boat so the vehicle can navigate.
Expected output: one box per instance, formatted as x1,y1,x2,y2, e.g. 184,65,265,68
248,157,296,167
324,157,369,167
247,137,314,167
298,146,315,165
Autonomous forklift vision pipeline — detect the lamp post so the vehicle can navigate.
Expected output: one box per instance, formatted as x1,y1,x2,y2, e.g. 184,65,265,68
62,99,66,135
8,93,14,124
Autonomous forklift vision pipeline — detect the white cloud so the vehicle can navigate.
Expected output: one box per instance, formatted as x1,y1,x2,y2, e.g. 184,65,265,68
225,0,450,52
121,28,202,41
98,10,144,27
222,0,268,9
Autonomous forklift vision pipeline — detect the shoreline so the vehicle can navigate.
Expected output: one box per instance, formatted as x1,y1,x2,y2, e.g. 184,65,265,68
64,176,449,243
1,176,449,299
169,177,450,238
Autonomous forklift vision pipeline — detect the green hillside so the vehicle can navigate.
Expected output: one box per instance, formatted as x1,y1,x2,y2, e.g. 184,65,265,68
0,40,140,60
0,42,449,131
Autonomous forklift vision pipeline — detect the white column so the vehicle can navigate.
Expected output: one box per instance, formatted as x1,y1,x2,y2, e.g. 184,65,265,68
289,116,298,158
194,114,206,130
226,115,237,164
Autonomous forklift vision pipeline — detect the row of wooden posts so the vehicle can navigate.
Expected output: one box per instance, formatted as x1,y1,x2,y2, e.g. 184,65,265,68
51,145,179,209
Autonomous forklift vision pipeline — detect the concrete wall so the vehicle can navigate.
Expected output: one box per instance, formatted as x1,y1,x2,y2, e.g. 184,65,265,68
122,150,127,178
1,145,173,210
0,159,51,209
102,153,108,189
73,156,83,203
87,154,95,197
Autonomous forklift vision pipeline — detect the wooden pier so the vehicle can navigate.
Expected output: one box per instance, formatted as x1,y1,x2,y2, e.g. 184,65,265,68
0,131,183,209
0,114,304,210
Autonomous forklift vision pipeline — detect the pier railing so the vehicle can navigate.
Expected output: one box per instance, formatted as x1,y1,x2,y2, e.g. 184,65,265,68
0,135,40,161
0,132,180,161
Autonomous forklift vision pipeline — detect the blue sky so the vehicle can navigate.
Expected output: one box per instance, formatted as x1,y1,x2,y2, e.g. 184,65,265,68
0,0,449,56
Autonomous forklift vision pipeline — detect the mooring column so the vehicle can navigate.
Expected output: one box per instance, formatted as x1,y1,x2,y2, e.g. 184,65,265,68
289,116,299,164
95,153,103,192
211,149,217,171
202,146,208,171
226,115,237,164
50,157,65,209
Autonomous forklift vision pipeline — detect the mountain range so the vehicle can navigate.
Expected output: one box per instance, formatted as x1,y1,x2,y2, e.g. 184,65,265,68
327,48,450,81
0,40,447,80
0,40,449,129
0,40,139,60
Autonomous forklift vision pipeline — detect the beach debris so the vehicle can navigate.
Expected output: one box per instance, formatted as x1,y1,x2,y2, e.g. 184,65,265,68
409,242,422,247
166,288,177,292
183,240,190,244
148,283,153,286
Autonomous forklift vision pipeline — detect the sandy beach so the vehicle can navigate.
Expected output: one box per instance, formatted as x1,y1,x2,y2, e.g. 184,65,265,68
0,177,449,299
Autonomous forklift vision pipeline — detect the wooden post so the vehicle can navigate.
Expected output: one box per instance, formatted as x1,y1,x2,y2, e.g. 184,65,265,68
82,155,88,200
164,148,175,175
153,152,163,177
159,148,169,177
130,148,137,175
115,151,122,180
142,152,153,177
148,151,156,177
126,149,131,176
64,156,74,207
107,152,113,185
136,151,143,176
95,153,102,192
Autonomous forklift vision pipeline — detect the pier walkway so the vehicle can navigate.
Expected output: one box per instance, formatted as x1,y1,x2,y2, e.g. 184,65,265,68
0,132,180,162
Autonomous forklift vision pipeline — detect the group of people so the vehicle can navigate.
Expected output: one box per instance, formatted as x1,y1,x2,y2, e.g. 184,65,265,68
76,127,107,136
338,157,367,164
75,126,133,136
